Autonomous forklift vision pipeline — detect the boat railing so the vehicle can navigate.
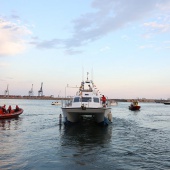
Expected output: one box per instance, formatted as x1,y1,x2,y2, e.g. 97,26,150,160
101,97,111,107
81,89,93,92
62,99,73,107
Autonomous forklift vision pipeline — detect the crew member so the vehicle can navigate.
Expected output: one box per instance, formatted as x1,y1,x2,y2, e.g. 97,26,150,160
101,95,106,104
15,105,20,112
88,85,92,91
7,105,12,113
2,104,7,113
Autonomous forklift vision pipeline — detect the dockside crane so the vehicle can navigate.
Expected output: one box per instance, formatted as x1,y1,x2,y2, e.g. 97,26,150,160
4,85,9,96
38,82,43,96
28,84,34,96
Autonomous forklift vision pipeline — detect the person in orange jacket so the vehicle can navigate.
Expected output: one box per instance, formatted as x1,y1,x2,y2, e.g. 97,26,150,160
15,105,20,111
2,104,7,113
101,95,106,104
7,105,12,113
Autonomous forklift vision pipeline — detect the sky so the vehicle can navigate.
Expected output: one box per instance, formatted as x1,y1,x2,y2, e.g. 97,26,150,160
0,0,170,99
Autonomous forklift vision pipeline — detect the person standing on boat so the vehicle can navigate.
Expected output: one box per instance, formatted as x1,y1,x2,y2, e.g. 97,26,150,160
7,105,12,113
88,85,92,91
101,95,106,104
2,104,7,113
81,81,84,90
15,105,20,112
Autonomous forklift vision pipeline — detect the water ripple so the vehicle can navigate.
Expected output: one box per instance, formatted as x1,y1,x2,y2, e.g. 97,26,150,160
0,100,170,169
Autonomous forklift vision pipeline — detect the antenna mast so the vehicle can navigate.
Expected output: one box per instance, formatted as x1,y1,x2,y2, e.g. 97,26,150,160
87,72,89,81
91,67,93,82
82,66,84,81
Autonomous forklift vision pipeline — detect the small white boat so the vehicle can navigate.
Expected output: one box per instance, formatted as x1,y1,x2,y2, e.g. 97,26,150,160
164,102,170,105
110,101,118,106
61,73,112,126
51,101,61,105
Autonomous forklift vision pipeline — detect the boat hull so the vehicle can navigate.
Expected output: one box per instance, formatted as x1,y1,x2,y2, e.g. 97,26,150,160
129,106,140,111
164,102,170,105
62,107,112,125
0,109,23,119
51,102,61,105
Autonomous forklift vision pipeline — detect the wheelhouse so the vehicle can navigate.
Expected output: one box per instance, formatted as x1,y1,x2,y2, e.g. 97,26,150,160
73,96,100,103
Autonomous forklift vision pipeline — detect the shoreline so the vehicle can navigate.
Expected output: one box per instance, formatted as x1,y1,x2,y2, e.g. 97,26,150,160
0,95,69,101
0,95,167,103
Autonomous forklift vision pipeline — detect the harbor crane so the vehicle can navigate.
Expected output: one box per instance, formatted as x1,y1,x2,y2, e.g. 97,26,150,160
38,82,43,96
4,85,9,96
28,84,34,96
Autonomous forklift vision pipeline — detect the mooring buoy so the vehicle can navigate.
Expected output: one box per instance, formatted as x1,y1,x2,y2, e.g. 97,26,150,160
59,114,62,125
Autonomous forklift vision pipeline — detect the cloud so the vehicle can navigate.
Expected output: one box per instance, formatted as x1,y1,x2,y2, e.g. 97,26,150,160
35,39,64,49
121,35,130,40
35,0,170,52
0,62,11,67
100,46,110,52
64,49,83,55
142,18,170,39
0,17,32,57
156,0,170,11
143,21,170,34
139,44,154,49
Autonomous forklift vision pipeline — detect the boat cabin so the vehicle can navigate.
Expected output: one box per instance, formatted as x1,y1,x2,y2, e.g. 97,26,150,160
62,72,110,108
63,79,107,108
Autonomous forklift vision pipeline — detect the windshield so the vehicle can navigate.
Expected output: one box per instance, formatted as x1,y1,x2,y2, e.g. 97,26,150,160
81,97,92,102
73,97,80,102
93,97,99,103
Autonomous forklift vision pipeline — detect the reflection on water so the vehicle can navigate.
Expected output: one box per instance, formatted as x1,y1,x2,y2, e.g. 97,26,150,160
0,99,170,170
58,118,113,170
0,118,22,130
62,117,112,146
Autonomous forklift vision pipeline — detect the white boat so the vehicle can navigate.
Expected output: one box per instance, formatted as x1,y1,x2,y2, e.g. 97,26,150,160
110,100,118,106
164,102,170,105
61,74,112,126
51,101,61,105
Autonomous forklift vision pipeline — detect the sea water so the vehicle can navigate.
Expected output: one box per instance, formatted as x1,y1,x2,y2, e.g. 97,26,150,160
0,99,170,170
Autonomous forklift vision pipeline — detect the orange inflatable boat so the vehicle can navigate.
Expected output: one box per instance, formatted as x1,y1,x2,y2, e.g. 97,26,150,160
0,105,23,119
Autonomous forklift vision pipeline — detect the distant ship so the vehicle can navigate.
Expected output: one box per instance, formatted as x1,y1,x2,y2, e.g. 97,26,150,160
51,101,61,105
164,101,170,105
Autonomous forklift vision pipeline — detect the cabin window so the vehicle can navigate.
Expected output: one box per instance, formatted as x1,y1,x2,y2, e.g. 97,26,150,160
93,97,99,103
74,97,80,102
81,97,92,102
